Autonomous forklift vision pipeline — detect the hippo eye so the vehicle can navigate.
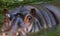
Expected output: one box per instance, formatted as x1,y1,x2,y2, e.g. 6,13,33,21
27,16,32,20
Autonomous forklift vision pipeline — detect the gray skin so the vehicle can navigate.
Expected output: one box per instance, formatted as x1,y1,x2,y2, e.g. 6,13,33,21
41,4,60,23
1,14,24,35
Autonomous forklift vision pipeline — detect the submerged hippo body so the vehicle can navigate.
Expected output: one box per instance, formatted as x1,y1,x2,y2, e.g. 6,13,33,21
1,4,60,36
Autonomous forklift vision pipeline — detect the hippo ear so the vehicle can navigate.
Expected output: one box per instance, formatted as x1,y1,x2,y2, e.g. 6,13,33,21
30,8,36,15
3,8,9,14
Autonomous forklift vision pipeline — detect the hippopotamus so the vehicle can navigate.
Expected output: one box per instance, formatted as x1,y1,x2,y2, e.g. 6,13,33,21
1,4,60,36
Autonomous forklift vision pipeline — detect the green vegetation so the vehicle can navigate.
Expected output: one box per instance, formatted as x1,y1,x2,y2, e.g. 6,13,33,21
0,0,60,36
